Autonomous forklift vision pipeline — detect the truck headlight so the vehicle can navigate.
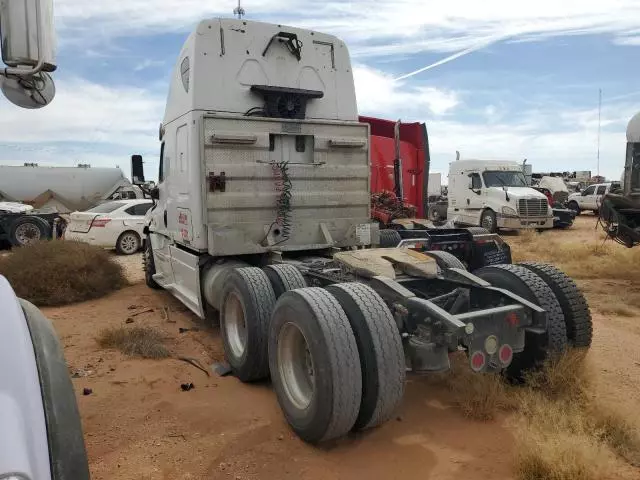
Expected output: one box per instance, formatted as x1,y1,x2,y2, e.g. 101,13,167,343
502,206,517,216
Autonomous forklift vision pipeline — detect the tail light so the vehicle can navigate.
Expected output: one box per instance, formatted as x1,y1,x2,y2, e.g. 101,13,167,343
91,218,111,228
499,344,513,366
470,351,486,372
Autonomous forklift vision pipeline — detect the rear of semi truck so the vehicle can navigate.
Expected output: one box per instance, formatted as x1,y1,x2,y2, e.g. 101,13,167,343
133,18,591,445
134,19,376,317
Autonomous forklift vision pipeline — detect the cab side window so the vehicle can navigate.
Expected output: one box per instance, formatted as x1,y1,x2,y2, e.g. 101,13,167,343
596,185,607,195
158,142,166,183
582,185,596,195
470,173,482,190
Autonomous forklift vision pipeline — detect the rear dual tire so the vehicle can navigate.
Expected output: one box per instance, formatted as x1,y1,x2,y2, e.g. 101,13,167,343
474,264,568,380
517,262,592,348
220,265,405,442
220,267,276,382
269,284,405,443
269,288,362,443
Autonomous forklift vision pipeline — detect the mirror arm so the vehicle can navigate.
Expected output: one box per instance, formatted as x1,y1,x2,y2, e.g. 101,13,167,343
1,0,46,77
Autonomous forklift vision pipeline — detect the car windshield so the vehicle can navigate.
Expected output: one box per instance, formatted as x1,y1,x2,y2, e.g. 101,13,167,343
482,171,528,188
86,201,126,213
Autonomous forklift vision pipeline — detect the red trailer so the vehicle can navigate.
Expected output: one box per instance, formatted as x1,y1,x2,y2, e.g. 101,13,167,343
360,116,431,218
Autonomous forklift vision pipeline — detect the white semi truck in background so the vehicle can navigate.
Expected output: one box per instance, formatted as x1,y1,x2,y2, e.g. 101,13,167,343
447,159,554,232
132,17,588,444
1,1,91,479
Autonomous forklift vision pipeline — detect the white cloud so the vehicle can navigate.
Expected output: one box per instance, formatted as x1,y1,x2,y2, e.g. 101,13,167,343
54,0,640,57
134,59,166,72
352,66,633,181
0,67,630,182
0,78,163,145
613,35,640,46
0,78,164,169
354,65,460,116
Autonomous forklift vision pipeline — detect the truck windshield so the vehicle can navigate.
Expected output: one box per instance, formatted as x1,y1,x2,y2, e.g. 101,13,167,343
482,171,528,188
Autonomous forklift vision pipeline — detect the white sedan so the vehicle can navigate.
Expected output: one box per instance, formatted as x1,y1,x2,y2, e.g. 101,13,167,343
65,200,154,255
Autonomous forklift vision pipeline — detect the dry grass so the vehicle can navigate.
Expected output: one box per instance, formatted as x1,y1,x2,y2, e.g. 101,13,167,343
521,349,591,401
513,353,640,478
515,422,613,480
431,354,517,420
511,237,640,282
97,326,170,359
0,240,127,306
439,352,640,477
590,406,640,467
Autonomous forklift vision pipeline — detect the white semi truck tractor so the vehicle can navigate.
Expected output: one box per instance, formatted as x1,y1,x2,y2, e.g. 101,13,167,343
133,18,591,443
1,1,91,479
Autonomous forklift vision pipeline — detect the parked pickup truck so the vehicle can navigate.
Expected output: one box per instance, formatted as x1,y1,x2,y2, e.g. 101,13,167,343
567,182,621,215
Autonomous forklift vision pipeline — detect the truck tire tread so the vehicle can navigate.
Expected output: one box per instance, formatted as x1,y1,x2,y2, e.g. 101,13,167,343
263,264,307,298
473,264,568,379
143,235,161,289
325,283,405,431
424,250,466,270
269,288,362,443
379,229,401,248
221,267,276,382
517,262,592,348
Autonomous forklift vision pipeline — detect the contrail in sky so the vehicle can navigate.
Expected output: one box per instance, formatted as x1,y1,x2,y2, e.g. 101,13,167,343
394,33,515,81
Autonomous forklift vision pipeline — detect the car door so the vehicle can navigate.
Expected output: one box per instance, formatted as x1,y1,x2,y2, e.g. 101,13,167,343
464,172,484,225
594,185,607,211
579,185,596,209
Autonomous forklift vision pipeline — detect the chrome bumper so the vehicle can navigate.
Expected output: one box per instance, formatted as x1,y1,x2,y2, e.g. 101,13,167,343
497,215,554,229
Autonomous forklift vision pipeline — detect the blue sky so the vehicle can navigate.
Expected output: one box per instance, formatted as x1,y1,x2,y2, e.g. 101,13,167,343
2,0,640,182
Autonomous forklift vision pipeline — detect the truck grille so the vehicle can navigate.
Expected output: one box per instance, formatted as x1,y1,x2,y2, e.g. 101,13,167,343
518,198,548,217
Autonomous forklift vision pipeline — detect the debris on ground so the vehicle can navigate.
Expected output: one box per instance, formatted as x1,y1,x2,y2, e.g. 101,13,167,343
71,368,93,378
180,383,195,391
83,388,93,396
179,327,200,333
177,355,210,376
161,306,175,323
212,362,233,377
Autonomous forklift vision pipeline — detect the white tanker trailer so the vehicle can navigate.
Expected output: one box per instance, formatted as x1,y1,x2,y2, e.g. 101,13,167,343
0,164,143,247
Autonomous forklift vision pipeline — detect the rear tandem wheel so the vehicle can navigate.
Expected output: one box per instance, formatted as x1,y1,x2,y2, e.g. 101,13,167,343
325,283,405,431
473,264,568,380
220,267,276,382
269,287,362,443
517,262,592,348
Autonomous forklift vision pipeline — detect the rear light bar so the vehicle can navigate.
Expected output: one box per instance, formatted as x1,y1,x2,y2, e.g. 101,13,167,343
91,218,111,228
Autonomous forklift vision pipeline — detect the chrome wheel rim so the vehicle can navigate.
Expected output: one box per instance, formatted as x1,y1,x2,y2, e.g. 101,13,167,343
277,322,315,410
120,233,139,254
224,292,247,358
15,223,41,245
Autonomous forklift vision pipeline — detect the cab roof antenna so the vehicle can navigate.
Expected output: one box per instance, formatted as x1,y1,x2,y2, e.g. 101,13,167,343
233,0,246,19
